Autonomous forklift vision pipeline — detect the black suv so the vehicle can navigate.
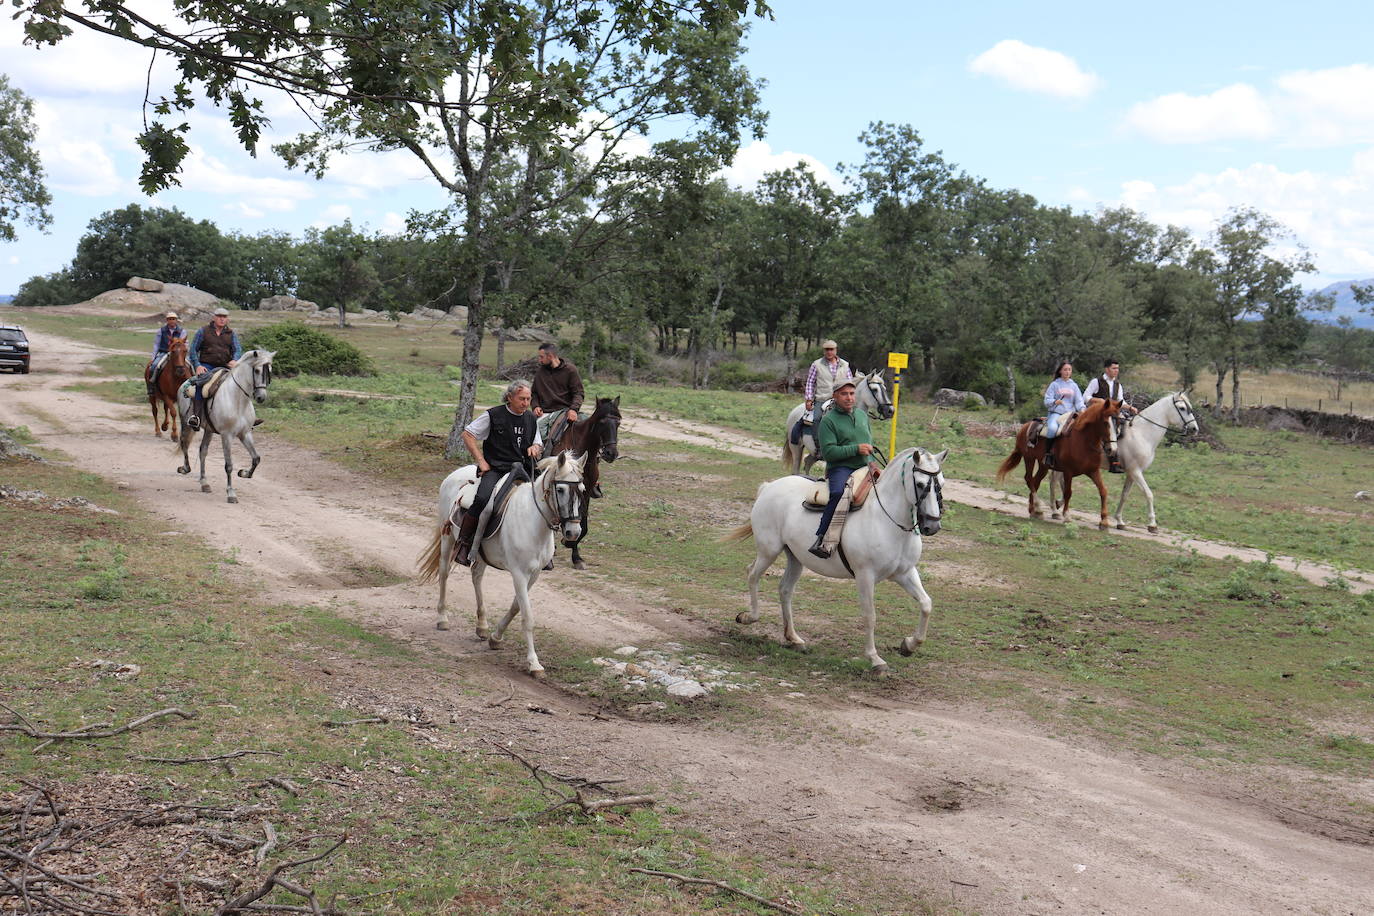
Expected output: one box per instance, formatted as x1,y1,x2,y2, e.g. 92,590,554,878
0,325,31,373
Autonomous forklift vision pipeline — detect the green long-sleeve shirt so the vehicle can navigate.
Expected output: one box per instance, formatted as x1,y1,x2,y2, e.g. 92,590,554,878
818,406,875,470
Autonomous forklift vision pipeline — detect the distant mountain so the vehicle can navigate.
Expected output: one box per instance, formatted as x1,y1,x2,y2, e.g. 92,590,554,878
1306,280,1374,328
0,295,13,305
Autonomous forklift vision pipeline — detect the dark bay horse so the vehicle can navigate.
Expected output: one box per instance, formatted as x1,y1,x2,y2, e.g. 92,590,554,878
548,395,621,569
145,337,191,438
996,398,1121,529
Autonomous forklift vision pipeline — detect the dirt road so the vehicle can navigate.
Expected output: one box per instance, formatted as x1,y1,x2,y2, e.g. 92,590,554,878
3,326,1371,915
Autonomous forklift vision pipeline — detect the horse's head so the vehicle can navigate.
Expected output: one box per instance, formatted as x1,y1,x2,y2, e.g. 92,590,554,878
549,451,587,545
1082,398,1120,455
858,371,894,421
911,447,948,537
594,395,621,463
1173,392,1200,434
248,350,275,404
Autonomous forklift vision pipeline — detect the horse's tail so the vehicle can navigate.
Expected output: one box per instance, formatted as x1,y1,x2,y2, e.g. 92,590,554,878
995,449,1022,482
780,435,793,469
719,522,754,543
416,523,448,584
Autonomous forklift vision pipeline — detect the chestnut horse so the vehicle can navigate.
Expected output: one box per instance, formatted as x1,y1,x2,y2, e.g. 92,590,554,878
995,398,1121,529
546,395,621,569
145,337,191,438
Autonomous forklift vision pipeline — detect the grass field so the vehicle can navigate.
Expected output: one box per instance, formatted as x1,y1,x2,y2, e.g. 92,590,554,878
0,438,860,915
1133,360,1374,417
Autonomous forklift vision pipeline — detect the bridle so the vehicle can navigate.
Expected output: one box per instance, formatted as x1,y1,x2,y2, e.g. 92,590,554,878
597,413,621,462
533,467,584,533
230,353,273,401
872,450,944,534
1128,395,1196,434
861,374,895,421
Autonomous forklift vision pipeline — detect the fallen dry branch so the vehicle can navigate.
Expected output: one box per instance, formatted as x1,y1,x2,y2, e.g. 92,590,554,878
134,749,282,765
627,867,803,916
255,821,279,867
321,716,387,728
250,778,303,798
484,739,655,820
215,834,348,915
1,707,196,752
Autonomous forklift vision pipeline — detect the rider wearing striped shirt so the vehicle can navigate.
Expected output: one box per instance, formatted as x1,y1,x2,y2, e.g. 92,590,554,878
804,339,853,425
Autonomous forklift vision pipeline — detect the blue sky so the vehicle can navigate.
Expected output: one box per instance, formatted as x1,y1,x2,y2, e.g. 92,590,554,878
6,0,1374,300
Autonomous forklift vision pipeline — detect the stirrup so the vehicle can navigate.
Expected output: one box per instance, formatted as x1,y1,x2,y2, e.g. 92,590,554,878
186,414,201,431
454,541,473,567
808,536,831,559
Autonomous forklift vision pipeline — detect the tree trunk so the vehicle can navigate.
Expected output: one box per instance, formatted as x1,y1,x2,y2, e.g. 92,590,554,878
496,324,506,371
1213,366,1227,415
1005,364,1017,412
1230,359,1242,424
444,272,486,461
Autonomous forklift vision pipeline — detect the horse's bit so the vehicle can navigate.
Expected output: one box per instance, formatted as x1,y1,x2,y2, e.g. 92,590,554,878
533,471,583,532
872,453,943,533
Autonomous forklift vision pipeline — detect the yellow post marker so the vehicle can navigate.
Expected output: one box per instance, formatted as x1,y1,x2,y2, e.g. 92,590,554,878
887,351,908,458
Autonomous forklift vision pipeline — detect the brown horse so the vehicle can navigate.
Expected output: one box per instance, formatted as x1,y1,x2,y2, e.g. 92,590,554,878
145,337,191,438
546,395,620,569
996,398,1121,529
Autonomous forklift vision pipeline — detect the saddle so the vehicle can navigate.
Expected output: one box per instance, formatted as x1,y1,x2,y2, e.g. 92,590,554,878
546,411,574,451
801,465,874,512
449,465,531,564
790,398,834,445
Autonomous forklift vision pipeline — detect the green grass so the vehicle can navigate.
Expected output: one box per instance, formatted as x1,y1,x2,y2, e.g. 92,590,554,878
0,447,868,915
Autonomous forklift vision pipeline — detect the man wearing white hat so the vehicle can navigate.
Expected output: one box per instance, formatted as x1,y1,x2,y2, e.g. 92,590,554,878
802,339,853,428
186,307,243,430
145,311,188,397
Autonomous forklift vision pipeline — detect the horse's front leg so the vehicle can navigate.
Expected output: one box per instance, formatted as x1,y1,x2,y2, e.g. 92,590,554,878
1026,463,1048,518
1130,469,1159,533
856,571,888,674
893,565,932,656
149,393,163,437
221,432,238,503
197,431,213,493
1114,469,1136,530
1089,470,1110,530
570,494,589,570
737,539,782,626
165,395,178,440
1060,475,1075,524
472,560,489,640
236,431,261,479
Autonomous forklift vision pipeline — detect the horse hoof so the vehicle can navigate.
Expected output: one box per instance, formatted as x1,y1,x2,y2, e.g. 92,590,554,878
227,495,238,504
177,467,190,475
784,640,808,651
897,641,915,657
487,637,502,650
476,628,489,640
735,612,754,625
1098,522,1108,531
871,664,890,678
201,484,212,493
529,669,546,681
572,560,586,571
436,620,449,631
1115,523,1126,530
1147,525,1159,534
236,469,248,478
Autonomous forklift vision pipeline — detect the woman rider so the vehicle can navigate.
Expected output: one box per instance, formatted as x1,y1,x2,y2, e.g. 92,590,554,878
1042,360,1085,467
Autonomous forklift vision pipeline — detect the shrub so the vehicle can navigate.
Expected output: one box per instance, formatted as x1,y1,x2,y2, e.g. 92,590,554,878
242,321,375,377
13,268,85,307
708,360,774,390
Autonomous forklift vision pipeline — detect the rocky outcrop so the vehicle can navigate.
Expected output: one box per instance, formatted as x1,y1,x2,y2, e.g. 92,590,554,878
932,387,987,407
259,294,318,312
126,276,164,293
87,279,222,319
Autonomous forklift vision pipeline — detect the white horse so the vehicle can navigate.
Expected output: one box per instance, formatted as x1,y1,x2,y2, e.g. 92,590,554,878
782,370,894,476
417,452,587,678
724,447,948,674
175,350,275,504
1051,392,1198,533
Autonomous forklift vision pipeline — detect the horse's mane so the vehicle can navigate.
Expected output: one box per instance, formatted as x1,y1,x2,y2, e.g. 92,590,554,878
1079,397,1109,424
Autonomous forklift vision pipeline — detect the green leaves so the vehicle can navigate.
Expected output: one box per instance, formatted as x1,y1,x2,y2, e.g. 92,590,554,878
135,122,191,194
0,74,53,241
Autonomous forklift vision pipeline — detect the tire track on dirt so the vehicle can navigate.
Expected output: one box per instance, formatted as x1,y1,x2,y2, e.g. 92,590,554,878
4,326,1372,915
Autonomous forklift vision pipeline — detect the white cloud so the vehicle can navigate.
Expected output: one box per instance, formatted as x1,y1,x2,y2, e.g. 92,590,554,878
968,40,1101,99
1122,84,1275,144
313,204,353,228
720,140,841,190
1274,64,1374,145
6,256,18,266
1113,154,1374,282
378,212,407,235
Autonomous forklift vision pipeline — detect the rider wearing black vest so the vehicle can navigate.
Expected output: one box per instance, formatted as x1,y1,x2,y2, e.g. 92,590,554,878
454,381,543,567
1081,358,1137,416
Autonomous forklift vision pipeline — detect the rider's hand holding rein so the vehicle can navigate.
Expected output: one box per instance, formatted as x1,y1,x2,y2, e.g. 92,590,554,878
858,441,882,479
527,443,543,458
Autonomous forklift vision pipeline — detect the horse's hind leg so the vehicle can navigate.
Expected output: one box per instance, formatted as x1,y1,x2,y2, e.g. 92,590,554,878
1114,471,1136,530
436,530,453,631
856,572,888,674
777,549,806,648
236,432,261,479
513,572,543,678
737,541,782,625
149,395,163,437
1024,462,1044,518
893,566,933,656
221,433,237,503
570,495,589,570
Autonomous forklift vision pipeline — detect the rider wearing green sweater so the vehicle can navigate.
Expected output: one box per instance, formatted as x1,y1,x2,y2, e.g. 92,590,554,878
810,378,882,558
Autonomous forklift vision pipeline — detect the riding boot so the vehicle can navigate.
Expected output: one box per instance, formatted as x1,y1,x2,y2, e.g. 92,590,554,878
252,418,264,428
589,483,603,499
1043,438,1056,469
808,534,832,559
453,513,481,567
187,395,203,431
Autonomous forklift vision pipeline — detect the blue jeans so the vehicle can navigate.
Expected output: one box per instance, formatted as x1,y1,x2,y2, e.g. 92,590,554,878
816,466,856,537
1045,412,1068,438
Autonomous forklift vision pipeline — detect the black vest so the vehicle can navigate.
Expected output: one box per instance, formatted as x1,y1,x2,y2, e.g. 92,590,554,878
1096,374,1120,401
484,405,536,470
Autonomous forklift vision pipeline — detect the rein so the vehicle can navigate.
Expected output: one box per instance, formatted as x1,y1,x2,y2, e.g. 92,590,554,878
532,471,581,531
870,452,943,534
